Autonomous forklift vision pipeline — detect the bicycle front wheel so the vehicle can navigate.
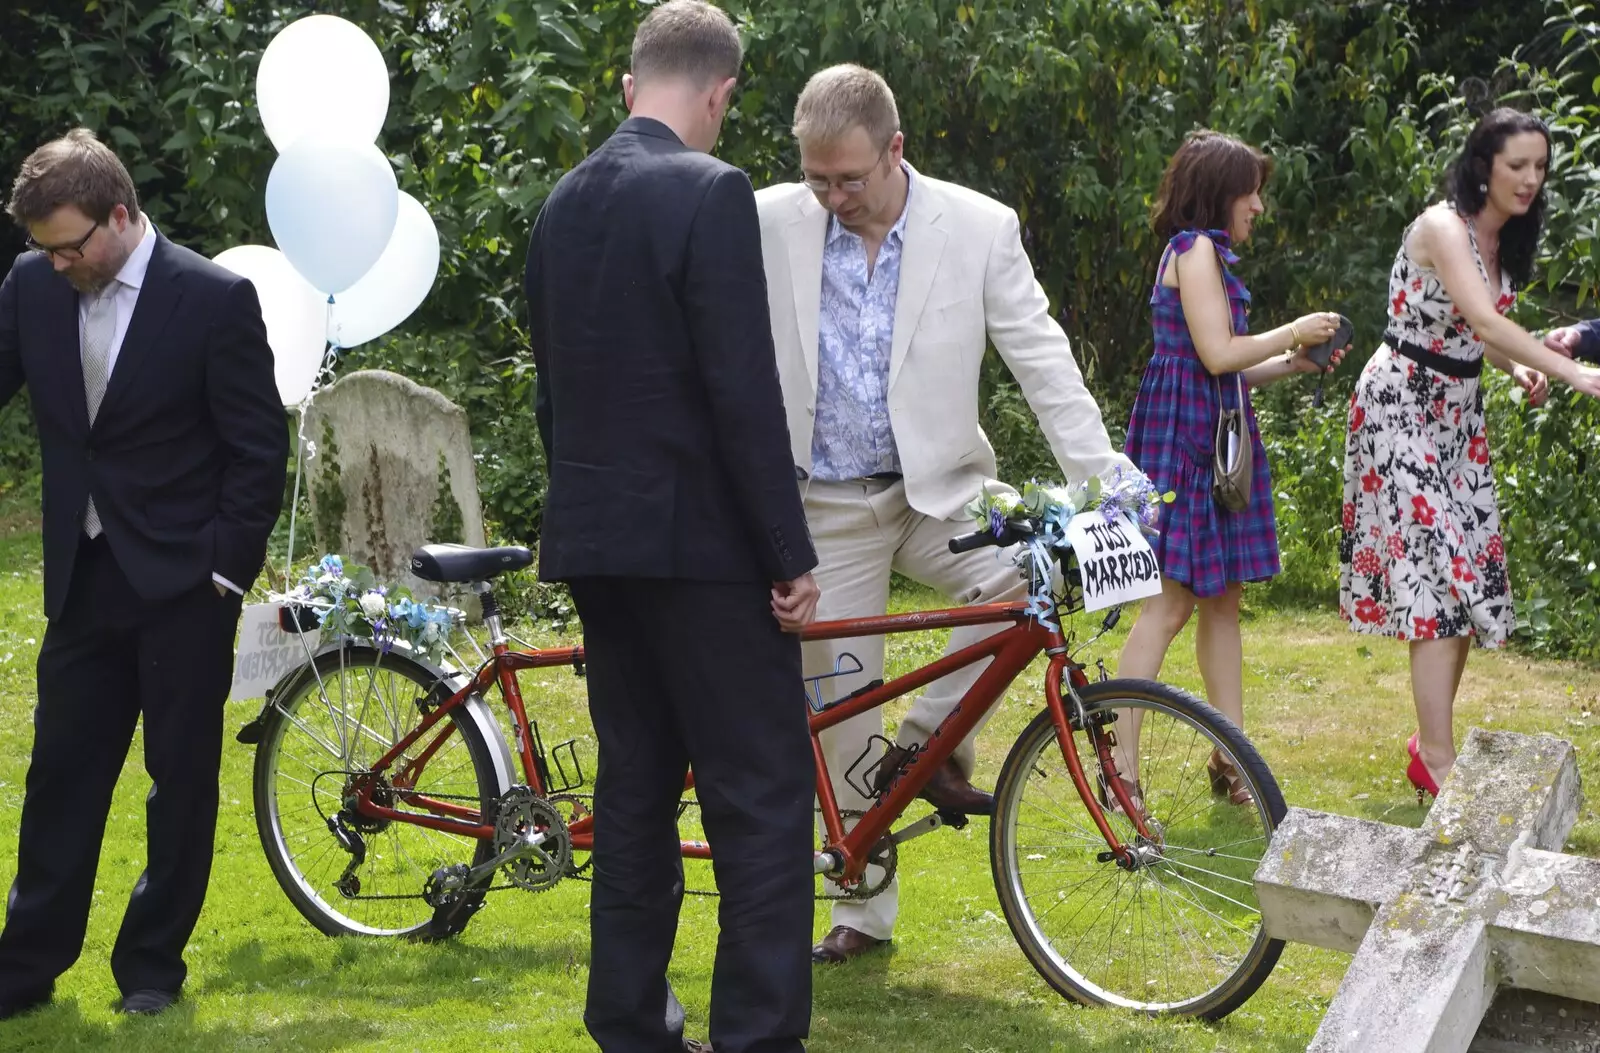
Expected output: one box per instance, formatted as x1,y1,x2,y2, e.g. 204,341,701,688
253,644,509,938
991,677,1284,1019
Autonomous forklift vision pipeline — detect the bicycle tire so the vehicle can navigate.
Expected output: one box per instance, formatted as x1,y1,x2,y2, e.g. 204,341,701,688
252,642,513,938
990,677,1285,1019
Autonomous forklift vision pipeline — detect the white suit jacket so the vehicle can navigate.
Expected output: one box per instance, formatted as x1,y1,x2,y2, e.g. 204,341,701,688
755,167,1134,521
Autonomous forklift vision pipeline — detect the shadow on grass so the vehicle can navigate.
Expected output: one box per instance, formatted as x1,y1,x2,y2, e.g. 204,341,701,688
807,966,1313,1053
199,933,590,1001
0,998,379,1053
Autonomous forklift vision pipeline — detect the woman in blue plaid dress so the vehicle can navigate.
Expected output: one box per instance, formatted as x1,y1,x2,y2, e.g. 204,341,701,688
1111,131,1345,810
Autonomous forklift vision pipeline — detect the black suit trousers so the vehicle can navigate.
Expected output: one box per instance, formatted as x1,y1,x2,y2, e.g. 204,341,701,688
570,578,814,1053
0,535,241,998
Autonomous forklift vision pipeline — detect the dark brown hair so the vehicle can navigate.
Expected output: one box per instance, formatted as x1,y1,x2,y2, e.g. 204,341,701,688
631,0,743,88
1447,107,1550,289
6,127,139,228
1150,130,1272,238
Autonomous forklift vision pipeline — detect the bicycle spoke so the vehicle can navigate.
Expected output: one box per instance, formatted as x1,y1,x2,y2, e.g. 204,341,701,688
258,651,497,936
994,686,1279,1016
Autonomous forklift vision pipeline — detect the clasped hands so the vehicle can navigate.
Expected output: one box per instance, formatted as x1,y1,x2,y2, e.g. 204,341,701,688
1286,311,1349,374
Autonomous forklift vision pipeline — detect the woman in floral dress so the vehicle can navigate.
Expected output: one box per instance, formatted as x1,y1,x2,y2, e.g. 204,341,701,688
1113,130,1346,809
1341,108,1600,799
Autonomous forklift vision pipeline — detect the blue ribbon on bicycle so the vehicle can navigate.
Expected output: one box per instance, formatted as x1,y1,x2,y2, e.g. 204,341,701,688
1020,512,1069,632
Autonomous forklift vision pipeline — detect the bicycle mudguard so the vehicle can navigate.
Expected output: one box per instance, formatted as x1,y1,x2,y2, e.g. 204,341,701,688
234,640,517,803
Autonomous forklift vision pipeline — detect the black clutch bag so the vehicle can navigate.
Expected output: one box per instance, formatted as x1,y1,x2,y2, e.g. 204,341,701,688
1301,315,1353,407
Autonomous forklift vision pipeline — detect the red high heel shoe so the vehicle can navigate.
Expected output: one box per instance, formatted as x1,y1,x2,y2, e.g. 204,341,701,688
1405,733,1439,803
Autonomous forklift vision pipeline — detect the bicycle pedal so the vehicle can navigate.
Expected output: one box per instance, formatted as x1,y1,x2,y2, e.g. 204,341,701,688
415,896,484,942
934,809,969,830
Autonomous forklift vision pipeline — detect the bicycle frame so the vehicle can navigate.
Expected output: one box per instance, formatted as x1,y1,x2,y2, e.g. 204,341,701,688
797,602,1149,885
334,591,1153,882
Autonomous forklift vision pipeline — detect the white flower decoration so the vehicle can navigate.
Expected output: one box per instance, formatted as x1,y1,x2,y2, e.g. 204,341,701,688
359,592,387,620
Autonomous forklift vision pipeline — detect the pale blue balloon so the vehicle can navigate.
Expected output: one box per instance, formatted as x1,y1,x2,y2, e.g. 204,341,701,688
265,136,398,295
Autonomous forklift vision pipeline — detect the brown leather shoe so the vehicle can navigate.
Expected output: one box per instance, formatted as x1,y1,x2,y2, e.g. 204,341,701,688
811,924,889,964
874,744,994,816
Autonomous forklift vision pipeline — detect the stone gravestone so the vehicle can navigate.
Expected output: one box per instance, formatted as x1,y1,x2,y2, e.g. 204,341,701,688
301,369,486,607
1256,728,1600,1053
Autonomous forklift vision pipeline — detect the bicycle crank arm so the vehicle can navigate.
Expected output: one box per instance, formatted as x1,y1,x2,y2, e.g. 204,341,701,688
461,829,553,887
890,811,950,845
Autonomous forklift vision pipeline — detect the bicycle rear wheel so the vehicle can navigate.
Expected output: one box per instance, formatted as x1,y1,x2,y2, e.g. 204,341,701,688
991,677,1284,1019
253,644,511,937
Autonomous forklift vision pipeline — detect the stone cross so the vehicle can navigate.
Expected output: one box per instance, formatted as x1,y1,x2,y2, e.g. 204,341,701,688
1255,728,1600,1053
301,369,487,604
1470,988,1600,1052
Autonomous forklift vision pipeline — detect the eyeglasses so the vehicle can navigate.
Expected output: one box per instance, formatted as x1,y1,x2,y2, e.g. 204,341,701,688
26,221,101,261
802,146,890,195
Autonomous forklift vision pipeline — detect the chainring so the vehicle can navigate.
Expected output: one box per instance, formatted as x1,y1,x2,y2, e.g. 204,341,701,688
493,787,572,892
822,809,898,901
549,793,593,877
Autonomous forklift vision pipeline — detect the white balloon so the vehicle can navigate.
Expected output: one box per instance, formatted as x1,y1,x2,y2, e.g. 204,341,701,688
328,192,440,349
265,136,398,295
213,245,329,406
256,14,390,153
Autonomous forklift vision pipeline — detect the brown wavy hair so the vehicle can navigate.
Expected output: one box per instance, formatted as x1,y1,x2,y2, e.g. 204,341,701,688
7,127,139,228
1150,130,1272,238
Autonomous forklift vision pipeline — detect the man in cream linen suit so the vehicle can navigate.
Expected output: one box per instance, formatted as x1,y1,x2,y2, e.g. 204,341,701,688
755,64,1135,964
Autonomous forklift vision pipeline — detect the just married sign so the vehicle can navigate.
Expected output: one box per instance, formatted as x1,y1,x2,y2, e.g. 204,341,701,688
230,603,320,702
1064,512,1162,612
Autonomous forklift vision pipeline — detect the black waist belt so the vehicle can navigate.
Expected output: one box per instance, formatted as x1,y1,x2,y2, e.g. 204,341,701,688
1387,334,1483,379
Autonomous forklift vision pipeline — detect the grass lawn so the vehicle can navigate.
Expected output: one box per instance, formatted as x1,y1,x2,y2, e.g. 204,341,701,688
1,512,1599,1052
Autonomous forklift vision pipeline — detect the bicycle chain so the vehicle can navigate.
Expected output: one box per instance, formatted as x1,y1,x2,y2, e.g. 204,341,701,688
325,784,573,902
556,797,896,902
324,786,896,903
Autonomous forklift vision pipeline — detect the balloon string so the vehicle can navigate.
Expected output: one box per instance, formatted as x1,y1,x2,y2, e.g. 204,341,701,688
282,295,340,589
282,420,307,591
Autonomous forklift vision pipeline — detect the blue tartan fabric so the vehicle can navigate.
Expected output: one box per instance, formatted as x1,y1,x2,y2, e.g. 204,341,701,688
1124,229,1280,598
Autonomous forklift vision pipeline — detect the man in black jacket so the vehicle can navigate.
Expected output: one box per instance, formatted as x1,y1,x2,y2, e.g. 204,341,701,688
0,129,287,1018
524,3,821,1051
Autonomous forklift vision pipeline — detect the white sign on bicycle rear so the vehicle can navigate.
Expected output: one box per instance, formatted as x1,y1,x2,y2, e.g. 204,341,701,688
1064,512,1162,612
231,603,321,702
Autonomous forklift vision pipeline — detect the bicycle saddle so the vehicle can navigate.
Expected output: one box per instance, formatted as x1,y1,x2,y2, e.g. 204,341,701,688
410,543,533,583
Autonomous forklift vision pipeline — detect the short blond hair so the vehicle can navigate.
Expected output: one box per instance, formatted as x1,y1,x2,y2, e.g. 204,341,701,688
792,64,900,149
631,0,743,88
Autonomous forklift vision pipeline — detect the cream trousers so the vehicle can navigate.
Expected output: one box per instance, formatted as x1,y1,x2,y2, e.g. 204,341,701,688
805,477,1025,940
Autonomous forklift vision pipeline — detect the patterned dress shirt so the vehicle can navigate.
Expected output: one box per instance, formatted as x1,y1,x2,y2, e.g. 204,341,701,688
810,163,916,481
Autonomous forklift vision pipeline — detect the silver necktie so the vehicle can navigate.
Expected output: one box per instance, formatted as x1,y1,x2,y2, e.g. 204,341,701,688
80,283,119,537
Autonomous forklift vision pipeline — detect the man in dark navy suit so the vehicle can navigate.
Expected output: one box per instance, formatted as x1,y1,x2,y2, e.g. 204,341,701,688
0,128,287,1018
524,3,821,1051
1545,320,1600,363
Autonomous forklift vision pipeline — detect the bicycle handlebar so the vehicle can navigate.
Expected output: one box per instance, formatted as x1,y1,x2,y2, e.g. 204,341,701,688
948,519,1037,554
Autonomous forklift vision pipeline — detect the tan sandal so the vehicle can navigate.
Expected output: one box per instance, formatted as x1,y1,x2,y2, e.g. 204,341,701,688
1207,749,1255,806
1096,771,1149,821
